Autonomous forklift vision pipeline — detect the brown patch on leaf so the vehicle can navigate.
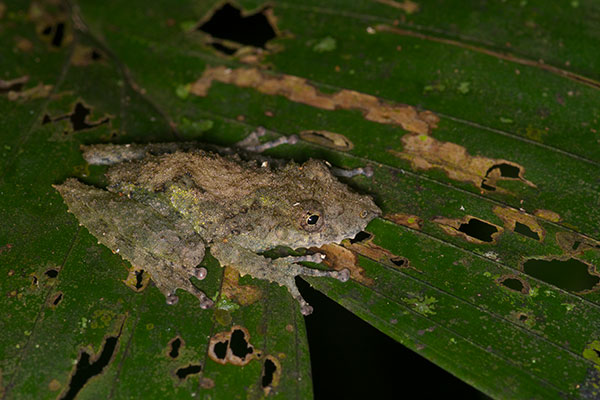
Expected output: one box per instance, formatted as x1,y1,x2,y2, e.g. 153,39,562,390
0,76,29,93
493,206,544,241
343,234,418,272
496,275,530,294
0,243,13,255
390,133,535,193
208,326,260,366
190,66,438,134
0,3,5,19
122,266,149,292
15,37,33,52
71,44,104,66
1,76,52,102
299,130,354,151
374,0,420,14
556,232,600,255
385,213,423,230
6,82,53,101
314,243,374,286
433,215,503,244
48,379,61,391
221,266,262,306
199,376,215,389
261,355,281,395
534,209,561,222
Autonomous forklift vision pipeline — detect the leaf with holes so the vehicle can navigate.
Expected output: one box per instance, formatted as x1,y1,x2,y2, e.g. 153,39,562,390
1,0,600,399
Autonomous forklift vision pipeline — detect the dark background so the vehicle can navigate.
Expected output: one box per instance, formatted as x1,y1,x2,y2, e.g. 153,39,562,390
298,279,490,399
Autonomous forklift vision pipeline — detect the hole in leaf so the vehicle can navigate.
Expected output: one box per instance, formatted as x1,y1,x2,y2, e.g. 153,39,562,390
518,314,528,322
457,218,498,242
210,42,237,55
175,364,202,380
51,22,65,47
134,270,145,290
350,231,372,244
52,292,63,306
198,3,276,48
41,25,52,36
45,269,59,278
60,336,118,400
261,357,277,388
486,163,520,179
31,275,38,286
168,337,182,359
499,277,525,293
213,340,228,360
523,258,600,292
44,102,109,132
514,222,540,240
390,257,405,267
480,180,496,191
572,241,581,251
230,328,253,359
71,103,98,131
91,50,102,60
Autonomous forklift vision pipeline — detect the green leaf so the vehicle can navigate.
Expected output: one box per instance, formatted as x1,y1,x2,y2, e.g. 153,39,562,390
1,0,599,399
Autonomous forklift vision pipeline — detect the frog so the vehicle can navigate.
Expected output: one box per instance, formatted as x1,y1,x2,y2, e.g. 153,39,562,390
53,128,381,315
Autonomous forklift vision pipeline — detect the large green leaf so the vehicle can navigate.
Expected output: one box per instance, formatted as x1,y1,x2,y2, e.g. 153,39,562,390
1,0,599,398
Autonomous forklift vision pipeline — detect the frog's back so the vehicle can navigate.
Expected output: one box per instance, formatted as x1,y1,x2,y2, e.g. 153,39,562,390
106,150,274,201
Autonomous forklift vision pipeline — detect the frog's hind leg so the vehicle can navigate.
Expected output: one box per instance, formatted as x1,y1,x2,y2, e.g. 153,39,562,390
54,178,213,310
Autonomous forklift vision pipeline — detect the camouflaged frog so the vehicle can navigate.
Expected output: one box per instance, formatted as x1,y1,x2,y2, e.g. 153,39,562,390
54,129,380,315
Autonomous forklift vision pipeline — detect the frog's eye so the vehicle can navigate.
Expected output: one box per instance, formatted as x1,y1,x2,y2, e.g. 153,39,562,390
359,210,368,218
306,214,319,225
296,200,324,232
300,211,324,232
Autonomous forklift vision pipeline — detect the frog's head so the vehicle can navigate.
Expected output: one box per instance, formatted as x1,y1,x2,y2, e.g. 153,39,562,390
263,159,381,250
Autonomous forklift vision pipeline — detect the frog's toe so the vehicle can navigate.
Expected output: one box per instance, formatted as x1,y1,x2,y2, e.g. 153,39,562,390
332,268,350,282
300,302,313,316
193,266,208,280
199,297,214,309
166,293,179,305
189,286,213,309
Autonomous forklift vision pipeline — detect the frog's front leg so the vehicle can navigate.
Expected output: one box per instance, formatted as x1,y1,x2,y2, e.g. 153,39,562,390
234,126,299,153
211,241,349,315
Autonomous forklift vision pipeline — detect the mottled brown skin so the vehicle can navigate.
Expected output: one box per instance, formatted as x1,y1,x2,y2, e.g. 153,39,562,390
54,144,380,314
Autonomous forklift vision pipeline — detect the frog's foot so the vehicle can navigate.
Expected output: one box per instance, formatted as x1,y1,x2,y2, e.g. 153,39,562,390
330,165,374,178
281,268,351,316
153,271,214,309
236,126,299,153
275,260,350,315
